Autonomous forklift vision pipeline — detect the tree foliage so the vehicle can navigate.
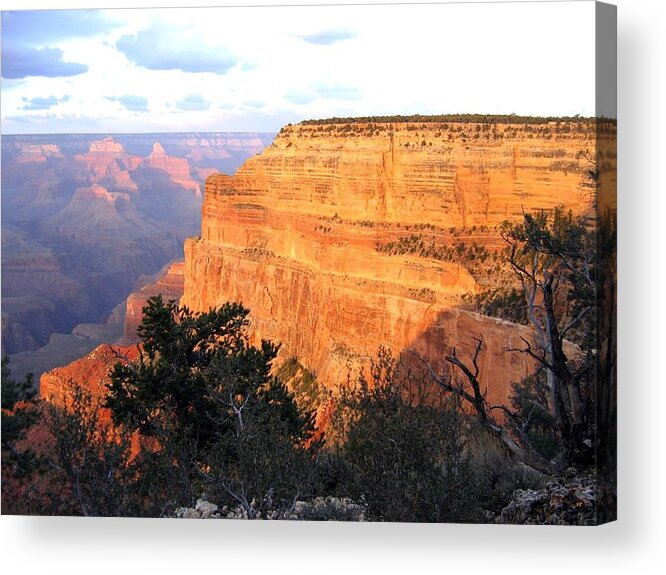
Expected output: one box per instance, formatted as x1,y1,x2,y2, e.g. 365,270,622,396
45,383,134,516
1,356,39,479
508,373,560,460
297,114,600,126
329,348,483,522
104,295,317,516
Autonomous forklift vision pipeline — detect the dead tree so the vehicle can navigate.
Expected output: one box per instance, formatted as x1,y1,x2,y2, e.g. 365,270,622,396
408,339,552,473
502,208,595,463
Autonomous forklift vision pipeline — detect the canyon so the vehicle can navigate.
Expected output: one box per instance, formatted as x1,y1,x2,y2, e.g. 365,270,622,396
35,117,599,416
2,132,273,371
9,260,184,383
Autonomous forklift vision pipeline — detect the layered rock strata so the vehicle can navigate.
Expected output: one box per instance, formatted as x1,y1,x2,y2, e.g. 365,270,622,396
183,119,596,405
39,343,139,419
143,143,201,197
123,261,185,343
12,261,179,384
2,132,274,355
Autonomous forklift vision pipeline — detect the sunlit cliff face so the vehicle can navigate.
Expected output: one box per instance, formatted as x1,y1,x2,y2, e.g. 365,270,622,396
182,119,597,404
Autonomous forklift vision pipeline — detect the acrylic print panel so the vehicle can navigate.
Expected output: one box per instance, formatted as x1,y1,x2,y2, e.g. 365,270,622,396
0,1,616,524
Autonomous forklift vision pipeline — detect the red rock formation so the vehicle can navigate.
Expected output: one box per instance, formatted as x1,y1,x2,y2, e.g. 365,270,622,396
123,261,185,343
2,133,271,355
31,261,178,411
142,143,201,197
74,137,139,193
15,143,64,163
70,183,117,203
183,119,597,407
43,184,161,241
39,344,140,422
38,344,144,464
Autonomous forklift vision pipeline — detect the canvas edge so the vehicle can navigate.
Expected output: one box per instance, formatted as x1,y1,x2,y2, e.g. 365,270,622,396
594,0,617,525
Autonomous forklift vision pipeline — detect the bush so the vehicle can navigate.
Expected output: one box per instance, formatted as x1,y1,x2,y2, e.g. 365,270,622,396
329,348,482,522
462,287,529,324
509,373,561,460
45,383,134,516
1,356,38,477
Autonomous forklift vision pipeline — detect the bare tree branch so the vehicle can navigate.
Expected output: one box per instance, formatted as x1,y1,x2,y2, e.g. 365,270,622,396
506,336,556,372
445,339,492,429
559,306,590,339
405,349,477,406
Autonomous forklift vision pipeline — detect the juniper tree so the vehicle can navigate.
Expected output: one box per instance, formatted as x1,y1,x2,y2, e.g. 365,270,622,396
104,296,317,515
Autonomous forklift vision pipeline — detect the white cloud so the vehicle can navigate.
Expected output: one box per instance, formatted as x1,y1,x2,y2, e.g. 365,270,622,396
107,94,149,112
2,46,88,79
295,27,357,46
176,93,210,111
116,19,238,74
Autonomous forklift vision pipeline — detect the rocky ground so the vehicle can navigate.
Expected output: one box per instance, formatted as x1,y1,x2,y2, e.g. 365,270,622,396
493,468,598,525
175,496,367,521
174,469,597,525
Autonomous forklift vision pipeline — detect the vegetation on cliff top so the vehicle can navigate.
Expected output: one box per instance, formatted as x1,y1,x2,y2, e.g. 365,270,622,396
297,113,600,127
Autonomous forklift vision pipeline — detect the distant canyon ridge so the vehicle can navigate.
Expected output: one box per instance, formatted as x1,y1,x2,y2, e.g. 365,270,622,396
1,132,274,376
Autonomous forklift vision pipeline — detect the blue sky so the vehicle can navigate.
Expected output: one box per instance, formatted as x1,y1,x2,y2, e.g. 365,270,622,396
0,1,597,134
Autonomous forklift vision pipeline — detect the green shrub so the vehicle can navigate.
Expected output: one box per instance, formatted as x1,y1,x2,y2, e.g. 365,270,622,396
329,348,482,522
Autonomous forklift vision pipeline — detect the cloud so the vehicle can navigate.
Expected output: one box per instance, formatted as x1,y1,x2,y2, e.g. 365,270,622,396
243,99,266,109
176,93,210,111
116,21,237,74
240,60,259,72
107,94,149,112
1,46,88,79
284,90,317,106
3,113,105,134
20,95,70,110
1,10,122,45
297,28,357,46
311,81,362,102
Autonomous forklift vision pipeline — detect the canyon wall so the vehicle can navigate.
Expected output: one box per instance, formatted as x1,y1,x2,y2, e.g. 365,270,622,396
39,344,140,429
183,119,596,404
123,261,185,343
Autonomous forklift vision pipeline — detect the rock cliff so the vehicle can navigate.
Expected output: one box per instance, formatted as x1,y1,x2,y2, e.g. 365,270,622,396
14,143,64,163
39,343,140,422
142,143,201,197
74,137,139,193
123,261,185,343
183,119,596,404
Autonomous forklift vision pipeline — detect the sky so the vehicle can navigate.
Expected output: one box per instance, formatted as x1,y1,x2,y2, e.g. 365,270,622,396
0,1,597,134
